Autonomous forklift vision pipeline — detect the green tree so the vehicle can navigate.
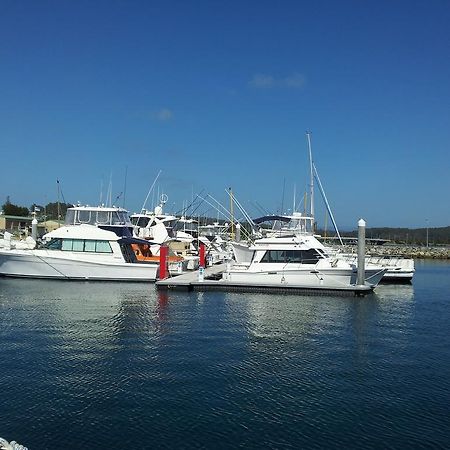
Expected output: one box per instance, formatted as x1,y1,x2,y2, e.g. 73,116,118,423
2,197,29,216
44,202,73,221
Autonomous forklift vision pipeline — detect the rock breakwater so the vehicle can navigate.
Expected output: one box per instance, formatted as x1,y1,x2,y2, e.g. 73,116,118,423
337,244,450,260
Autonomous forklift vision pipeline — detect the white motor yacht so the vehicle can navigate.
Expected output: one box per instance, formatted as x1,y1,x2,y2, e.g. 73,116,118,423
0,224,159,281
225,234,386,290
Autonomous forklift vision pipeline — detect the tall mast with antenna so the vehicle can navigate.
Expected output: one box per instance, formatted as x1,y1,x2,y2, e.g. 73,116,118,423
306,131,315,230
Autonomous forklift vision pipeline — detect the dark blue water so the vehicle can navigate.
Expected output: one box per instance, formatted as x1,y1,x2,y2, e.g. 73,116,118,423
1,260,449,449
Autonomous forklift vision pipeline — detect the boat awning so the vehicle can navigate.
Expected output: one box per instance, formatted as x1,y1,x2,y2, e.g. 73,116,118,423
253,215,291,224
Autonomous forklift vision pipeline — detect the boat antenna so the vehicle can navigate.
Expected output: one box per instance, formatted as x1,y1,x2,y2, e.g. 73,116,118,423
57,179,61,226
122,165,128,208
280,177,286,215
229,187,235,240
306,132,315,229
99,177,104,206
140,170,162,212
293,183,296,214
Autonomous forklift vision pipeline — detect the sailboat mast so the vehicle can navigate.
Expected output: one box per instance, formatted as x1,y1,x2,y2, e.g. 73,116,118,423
306,132,315,230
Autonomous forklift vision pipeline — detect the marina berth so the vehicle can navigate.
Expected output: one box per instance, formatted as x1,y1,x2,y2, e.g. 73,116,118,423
157,229,387,294
0,224,159,281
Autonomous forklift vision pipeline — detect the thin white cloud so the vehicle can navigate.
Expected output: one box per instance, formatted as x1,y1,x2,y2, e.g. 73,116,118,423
249,72,306,89
249,73,275,88
154,108,173,121
283,73,306,88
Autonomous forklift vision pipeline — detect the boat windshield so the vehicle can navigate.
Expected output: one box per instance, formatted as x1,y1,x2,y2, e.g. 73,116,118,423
133,216,151,227
259,249,322,264
65,209,131,226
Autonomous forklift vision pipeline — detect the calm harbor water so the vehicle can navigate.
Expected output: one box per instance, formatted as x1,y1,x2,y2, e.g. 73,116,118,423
1,260,449,449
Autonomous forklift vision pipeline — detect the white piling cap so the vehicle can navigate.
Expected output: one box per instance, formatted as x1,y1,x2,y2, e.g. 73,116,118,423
358,218,366,227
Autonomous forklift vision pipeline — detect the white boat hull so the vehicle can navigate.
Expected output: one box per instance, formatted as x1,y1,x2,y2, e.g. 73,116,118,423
223,266,386,289
0,250,158,281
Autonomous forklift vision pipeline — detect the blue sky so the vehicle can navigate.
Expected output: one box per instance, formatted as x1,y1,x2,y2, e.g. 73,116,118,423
1,0,449,229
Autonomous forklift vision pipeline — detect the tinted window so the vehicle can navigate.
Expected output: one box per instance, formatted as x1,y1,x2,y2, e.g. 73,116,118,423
95,241,112,253
72,239,84,251
84,240,96,252
45,238,62,250
260,249,321,264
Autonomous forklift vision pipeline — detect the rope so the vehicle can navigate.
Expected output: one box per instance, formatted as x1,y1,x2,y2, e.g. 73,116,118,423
33,250,70,279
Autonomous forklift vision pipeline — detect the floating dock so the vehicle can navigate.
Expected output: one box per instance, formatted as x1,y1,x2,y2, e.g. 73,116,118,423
156,263,373,296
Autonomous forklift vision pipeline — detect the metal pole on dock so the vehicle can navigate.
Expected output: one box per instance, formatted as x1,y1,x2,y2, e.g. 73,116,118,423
357,219,366,286
159,246,169,280
31,213,38,241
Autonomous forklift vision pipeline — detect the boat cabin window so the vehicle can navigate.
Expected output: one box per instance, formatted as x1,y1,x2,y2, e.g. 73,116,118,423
65,210,76,225
96,211,110,224
112,210,129,225
259,249,322,264
78,210,92,224
95,241,113,253
44,238,112,253
44,238,62,250
134,216,151,227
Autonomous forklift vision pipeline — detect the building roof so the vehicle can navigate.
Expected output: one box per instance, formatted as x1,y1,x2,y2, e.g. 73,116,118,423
0,215,32,221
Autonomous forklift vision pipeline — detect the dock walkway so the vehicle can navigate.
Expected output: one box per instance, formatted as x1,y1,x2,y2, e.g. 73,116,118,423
157,263,227,289
156,263,372,296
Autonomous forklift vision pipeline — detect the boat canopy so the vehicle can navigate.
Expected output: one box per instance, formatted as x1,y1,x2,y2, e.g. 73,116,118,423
253,215,291,224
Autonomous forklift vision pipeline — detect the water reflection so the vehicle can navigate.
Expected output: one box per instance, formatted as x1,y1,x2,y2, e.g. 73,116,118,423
1,269,448,450
374,283,415,303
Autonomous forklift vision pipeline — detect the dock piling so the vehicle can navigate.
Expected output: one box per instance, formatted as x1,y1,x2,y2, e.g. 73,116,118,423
357,219,366,286
199,243,206,268
159,245,169,280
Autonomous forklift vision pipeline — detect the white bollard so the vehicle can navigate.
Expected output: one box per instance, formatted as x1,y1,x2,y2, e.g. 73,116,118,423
31,217,38,241
357,218,366,286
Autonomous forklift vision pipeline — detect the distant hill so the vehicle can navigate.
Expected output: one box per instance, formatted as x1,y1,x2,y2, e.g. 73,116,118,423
320,226,450,245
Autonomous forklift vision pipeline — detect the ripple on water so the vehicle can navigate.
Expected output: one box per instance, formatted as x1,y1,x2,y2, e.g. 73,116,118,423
1,266,450,449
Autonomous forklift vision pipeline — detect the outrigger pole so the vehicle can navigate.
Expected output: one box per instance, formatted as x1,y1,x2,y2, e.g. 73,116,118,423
313,163,344,246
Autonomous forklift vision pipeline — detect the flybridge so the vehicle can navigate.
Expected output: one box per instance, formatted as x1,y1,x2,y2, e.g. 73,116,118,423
64,205,131,227
64,205,134,237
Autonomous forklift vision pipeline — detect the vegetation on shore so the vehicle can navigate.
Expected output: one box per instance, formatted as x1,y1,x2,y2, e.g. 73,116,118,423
323,227,450,246
2,197,449,246
2,198,73,221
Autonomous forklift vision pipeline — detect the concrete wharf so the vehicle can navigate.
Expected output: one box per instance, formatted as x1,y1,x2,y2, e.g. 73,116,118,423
156,263,373,296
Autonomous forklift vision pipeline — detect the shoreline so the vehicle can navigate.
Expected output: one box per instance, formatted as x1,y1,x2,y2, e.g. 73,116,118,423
336,244,450,260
